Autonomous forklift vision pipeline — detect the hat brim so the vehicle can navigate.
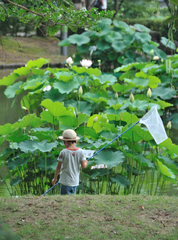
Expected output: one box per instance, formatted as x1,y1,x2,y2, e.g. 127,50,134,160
58,136,80,141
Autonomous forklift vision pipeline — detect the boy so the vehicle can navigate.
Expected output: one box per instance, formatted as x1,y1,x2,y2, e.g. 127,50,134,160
52,129,88,195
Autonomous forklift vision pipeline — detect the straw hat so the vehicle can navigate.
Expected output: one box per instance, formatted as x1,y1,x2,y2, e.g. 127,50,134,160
58,129,80,141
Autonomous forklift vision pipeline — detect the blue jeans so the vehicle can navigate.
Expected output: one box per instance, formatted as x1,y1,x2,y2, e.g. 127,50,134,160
60,184,77,195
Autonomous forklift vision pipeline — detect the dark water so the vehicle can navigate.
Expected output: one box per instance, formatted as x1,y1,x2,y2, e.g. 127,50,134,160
0,69,178,197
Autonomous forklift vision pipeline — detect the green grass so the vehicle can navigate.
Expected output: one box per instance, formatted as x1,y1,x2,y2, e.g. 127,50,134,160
0,195,178,239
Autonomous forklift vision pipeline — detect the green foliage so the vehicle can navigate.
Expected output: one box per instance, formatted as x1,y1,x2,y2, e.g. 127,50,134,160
0,54,178,196
0,0,114,35
59,18,171,72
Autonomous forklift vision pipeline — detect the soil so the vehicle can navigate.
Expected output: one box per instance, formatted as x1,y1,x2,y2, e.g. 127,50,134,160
0,36,74,66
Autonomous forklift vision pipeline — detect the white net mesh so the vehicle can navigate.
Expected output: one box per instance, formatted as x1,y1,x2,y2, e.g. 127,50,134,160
139,105,168,144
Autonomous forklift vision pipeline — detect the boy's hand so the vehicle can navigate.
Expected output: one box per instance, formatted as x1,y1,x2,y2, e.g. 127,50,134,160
52,178,56,186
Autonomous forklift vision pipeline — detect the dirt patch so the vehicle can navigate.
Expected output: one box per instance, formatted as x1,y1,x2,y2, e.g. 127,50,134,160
0,36,74,65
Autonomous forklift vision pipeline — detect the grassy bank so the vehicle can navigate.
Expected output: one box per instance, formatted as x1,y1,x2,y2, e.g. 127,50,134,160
0,195,178,240
0,36,75,65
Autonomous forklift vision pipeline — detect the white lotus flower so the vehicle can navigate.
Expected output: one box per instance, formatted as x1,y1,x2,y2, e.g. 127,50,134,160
80,59,92,68
153,56,159,60
66,57,73,65
43,85,52,92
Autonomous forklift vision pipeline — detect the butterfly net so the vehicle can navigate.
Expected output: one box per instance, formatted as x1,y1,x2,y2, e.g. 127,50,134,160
139,105,168,145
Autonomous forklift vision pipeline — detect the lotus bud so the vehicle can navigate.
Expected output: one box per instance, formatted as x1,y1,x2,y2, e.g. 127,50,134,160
167,121,171,130
78,86,83,96
150,49,154,55
153,56,159,61
147,88,152,98
115,92,118,99
66,57,73,65
93,116,98,122
129,93,134,103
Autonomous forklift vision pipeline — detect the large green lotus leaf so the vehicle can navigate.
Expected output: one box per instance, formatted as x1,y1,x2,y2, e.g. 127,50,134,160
21,93,42,111
34,140,58,152
0,73,18,86
37,157,57,171
133,126,153,142
125,49,137,59
114,62,139,73
41,99,72,117
87,114,100,128
13,114,38,129
135,32,151,43
134,24,150,33
90,169,112,178
71,66,101,76
22,77,44,90
142,43,158,54
77,44,90,54
123,58,135,65
10,177,22,186
83,92,108,103
26,58,49,68
43,88,66,102
72,75,85,86
132,78,149,88
135,154,154,168
107,98,125,110
68,34,90,46
157,159,176,179
156,99,172,109
31,129,54,141
154,48,167,60
7,157,29,170
40,111,59,125
4,81,23,98
152,86,177,100
96,25,111,37
142,64,160,74
32,68,45,75
54,71,73,81
122,125,142,142
105,31,122,43
19,140,36,153
94,150,125,169
116,112,139,124
147,76,161,88
59,116,77,128
113,20,132,33
93,74,117,85
100,131,118,140
123,34,135,45
159,138,178,156
77,125,99,140
161,37,176,50
7,129,29,143
30,117,45,128
78,113,90,126
65,100,92,115
0,136,5,145
112,83,133,93
0,123,13,135
93,121,103,133
110,174,130,187
131,100,148,111
53,80,79,94
14,66,31,76
96,40,111,51
112,40,126,52
58,38,71,46
136,57,147,63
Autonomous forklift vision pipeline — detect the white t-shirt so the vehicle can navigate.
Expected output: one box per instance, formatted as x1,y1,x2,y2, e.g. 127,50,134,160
101,0,107,10
58,148,85,186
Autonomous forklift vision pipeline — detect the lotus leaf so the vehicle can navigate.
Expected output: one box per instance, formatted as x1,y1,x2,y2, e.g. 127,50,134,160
157,159,176,179
53,80,79,94
43,88,66,102
68,34,90,46
0,73,19,86
26,58,49,68
110,174,130,187
94,149,125,169
10,177,22,186
41,99,72,117
134,24,150,33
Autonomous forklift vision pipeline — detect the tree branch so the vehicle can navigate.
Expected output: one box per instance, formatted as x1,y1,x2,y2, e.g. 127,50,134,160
6,0,47,17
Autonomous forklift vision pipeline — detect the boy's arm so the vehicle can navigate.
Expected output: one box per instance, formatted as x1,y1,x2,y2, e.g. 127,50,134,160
52,161,62,185
81,160,88,169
